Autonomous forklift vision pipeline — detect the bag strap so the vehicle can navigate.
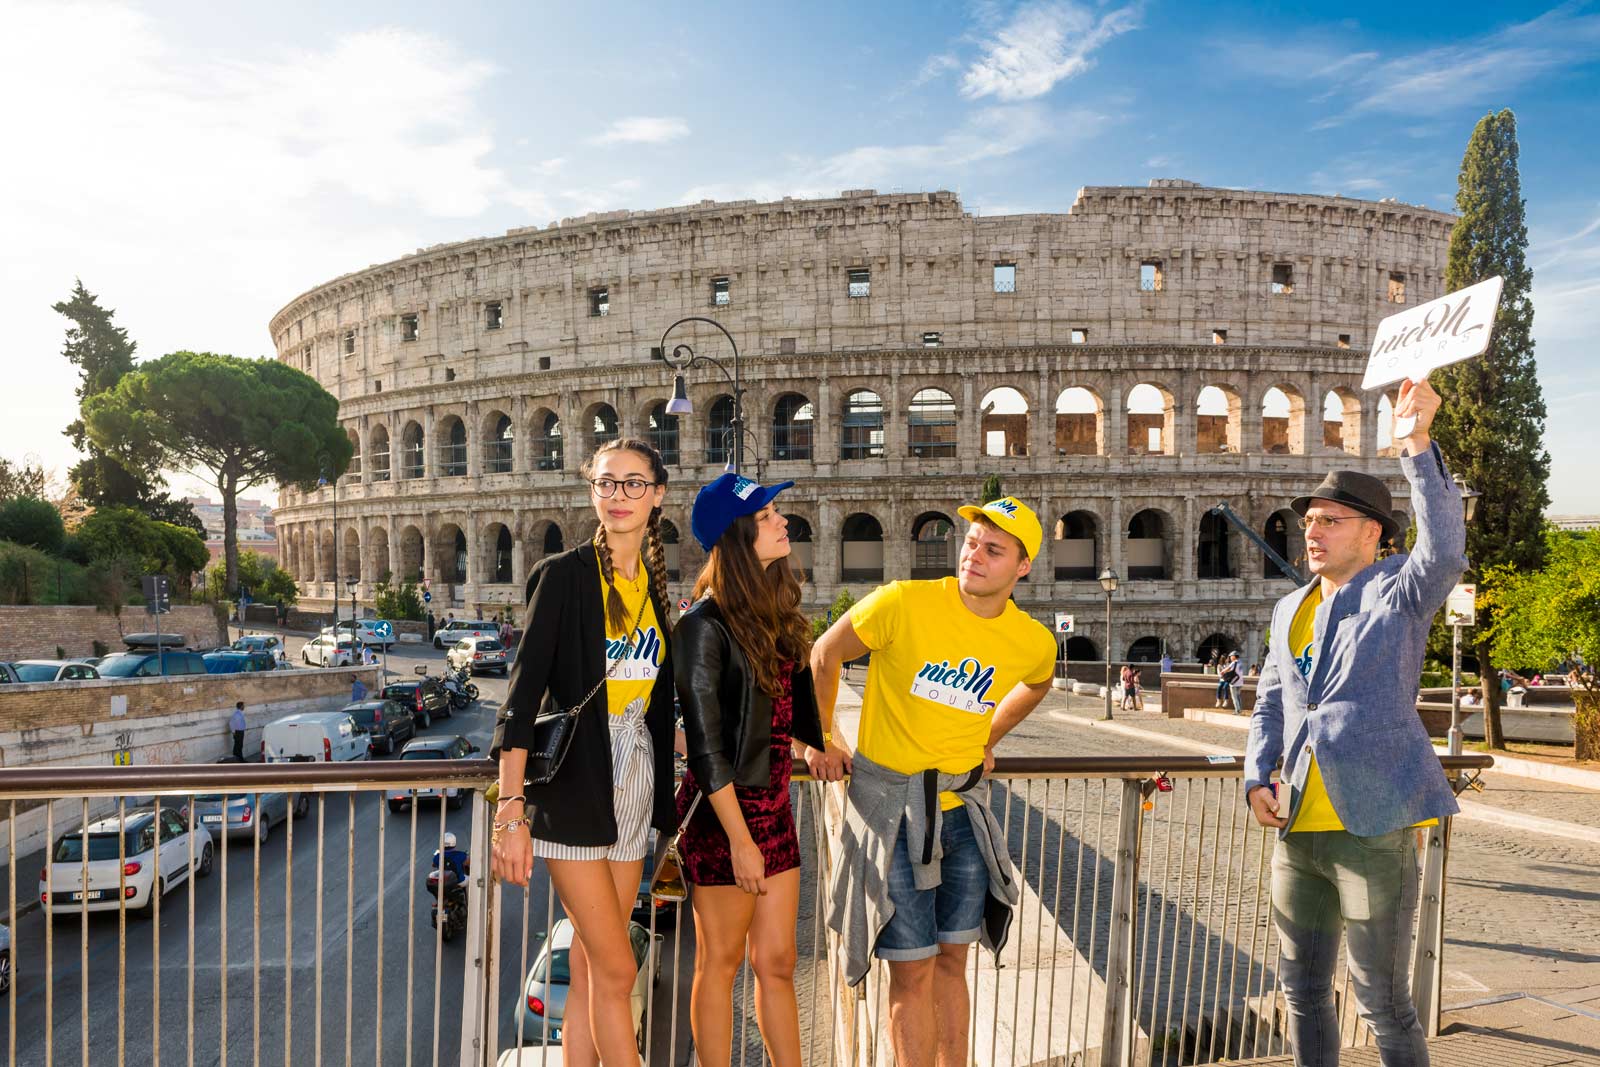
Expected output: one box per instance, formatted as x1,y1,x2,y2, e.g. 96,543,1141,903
556,574,650,717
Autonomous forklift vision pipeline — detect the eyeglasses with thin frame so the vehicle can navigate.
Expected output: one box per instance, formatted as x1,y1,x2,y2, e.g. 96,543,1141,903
1297,514,1370,531
589,477,659,499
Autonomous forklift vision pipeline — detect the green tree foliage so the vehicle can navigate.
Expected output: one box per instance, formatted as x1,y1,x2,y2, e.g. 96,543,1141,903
372,573,425,621
0,542,96,606
83,351,352,596
1483,529,1600,760
811,588,857,639
0,457,48,502
76,506,208,595
981,474,1004,505
0,497,66,553
1427,109,1552,748
203,549,297,606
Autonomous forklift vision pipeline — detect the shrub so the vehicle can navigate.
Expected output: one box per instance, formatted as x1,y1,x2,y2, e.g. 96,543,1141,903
0,497,66,554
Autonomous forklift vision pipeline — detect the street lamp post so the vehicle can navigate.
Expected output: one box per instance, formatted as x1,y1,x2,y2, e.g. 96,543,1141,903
653,317,745,473
1448,475,1482,757
346,577,358,630
1099,568,1119,721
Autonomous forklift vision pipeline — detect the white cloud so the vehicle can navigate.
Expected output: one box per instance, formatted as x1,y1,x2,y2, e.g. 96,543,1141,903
960,2,1141,101
587,117,691,146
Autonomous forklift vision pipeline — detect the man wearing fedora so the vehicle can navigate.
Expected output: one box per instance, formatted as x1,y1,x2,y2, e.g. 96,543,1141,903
1246,377,1467,1067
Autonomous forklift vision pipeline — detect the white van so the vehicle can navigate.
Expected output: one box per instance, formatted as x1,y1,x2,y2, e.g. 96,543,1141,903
261,712,370,763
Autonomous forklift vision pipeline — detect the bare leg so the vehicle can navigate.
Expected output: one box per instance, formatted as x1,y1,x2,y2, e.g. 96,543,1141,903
547,856,645,1067
689,883,758,1067
933,943,971,1067
746,868,803,1067
887,956,938,1066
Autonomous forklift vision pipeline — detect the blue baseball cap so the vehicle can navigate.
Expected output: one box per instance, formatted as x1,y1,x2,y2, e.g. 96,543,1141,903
691,473,795,551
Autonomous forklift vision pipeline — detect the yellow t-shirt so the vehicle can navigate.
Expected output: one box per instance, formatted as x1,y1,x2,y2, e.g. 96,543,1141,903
1286,583,1434,832
597,555,662,717
850,579,1057,810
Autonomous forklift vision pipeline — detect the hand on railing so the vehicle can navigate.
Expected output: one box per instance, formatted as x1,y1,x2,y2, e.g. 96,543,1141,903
492,814,534,887
801,738,852,781
1247,784,1288,829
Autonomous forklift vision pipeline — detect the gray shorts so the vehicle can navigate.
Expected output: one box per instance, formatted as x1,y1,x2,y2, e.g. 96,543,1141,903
531,699,653,863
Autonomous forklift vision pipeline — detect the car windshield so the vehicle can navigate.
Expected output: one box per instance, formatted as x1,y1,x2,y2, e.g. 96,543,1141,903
476,641,504,652
192,794,253,805
347,706,379,724
13,664,60,682
381,685,415,700
534,948,571,985
54,830,143,862
95,655,150,677
401,749,445,760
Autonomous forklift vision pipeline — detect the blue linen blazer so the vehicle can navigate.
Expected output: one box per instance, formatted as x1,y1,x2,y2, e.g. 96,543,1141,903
1244,443,1468,838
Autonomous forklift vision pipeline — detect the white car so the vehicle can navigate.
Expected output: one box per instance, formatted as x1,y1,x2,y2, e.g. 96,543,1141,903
432,619,498,650
447,637,509,676
302,633,356,667
10,660,100,682
262,711,371,763
41,809,213,918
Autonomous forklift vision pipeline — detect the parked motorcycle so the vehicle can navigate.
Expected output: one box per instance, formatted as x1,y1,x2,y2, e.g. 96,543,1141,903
449,664,480,702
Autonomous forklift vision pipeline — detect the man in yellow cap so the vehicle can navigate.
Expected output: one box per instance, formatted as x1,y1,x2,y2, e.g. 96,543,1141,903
811,496,1057,1066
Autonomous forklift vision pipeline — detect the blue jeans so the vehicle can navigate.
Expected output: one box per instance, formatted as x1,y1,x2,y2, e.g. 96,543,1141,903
1271,830,1427,1067
875,806,988,960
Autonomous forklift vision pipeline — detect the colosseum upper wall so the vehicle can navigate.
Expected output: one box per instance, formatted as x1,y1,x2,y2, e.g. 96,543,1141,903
270,182,1456,665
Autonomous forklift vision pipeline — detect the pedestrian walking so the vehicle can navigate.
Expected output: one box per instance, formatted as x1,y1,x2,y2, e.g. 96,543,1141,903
490,437,678,1067
276,598,287,627
1120,663,1140,710
672,472,826,1067
351,676,367,703
1225,651,1245,713
426,609,436,641
815,496,1056,1067
229,701,247,761
1246,376,1465,1067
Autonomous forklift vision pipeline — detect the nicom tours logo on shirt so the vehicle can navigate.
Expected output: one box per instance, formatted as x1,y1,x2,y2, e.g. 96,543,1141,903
910,657,998,715
606,625,663,681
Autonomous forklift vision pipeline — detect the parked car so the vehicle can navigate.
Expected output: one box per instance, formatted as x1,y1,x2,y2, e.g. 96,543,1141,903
0,664,19,684
510,918,660,1049
41,809,214,918
96,650,209,677
326,619,396,649
432,619,498,650
379,679,449,728
231,635,288,664
301,633,356,667
447,637,509,676
261,712,370,763
184,790,306,843
341,699,416,755
386,735,479,811
9,660,99,682
202,650,278,674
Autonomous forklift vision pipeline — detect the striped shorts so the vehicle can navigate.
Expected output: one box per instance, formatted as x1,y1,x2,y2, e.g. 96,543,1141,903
531,698,654,863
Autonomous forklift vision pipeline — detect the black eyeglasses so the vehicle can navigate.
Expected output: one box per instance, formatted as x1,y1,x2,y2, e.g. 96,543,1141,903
589,477,659,499
1297,515,1366,531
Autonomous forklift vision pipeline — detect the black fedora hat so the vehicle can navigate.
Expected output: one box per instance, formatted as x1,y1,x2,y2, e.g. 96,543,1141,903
1291,470,1401,542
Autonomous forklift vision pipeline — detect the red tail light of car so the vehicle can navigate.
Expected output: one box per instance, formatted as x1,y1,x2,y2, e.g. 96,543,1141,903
527,995,544,1016
123,861,142,876
323,737,332,761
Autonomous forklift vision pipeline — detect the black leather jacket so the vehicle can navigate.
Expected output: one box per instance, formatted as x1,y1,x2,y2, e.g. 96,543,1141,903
672,598,826,795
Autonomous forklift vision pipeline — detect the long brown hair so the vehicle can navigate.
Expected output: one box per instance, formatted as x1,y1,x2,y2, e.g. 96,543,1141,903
690,512,811,697
581,437,673,636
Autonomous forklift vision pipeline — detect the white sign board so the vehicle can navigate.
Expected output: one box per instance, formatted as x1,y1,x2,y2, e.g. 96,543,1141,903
1445,583,1476,627
1362,275,1503,391
1054,613,1075,634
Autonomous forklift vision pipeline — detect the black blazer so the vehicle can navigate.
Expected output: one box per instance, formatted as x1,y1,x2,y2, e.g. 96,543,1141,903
490,542,677,847
673,597,826,796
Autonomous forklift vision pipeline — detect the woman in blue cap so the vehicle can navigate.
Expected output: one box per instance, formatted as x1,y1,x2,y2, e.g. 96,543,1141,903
673,472,827,1067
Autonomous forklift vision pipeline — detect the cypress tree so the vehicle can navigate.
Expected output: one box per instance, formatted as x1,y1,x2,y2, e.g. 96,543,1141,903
1428,109,1551,748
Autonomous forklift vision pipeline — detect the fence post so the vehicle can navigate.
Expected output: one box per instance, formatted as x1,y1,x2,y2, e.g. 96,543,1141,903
1100,779,1145,1067
458,790,497,1065
1410,817,1451,1038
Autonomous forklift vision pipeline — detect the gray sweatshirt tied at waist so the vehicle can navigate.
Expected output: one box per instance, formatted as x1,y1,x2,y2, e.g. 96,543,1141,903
825,751,1020,987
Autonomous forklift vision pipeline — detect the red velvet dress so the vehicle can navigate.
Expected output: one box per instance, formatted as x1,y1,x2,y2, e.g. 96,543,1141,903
675,671,800,886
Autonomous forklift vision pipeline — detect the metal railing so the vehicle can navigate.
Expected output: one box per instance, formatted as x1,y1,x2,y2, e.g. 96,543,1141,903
0,752,1491,1066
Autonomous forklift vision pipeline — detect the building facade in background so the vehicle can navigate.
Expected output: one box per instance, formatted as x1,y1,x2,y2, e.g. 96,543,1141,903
187,495,278,566
269,182,1452,663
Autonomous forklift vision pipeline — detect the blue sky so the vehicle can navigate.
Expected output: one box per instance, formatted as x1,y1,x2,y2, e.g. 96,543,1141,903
2,0,1596,511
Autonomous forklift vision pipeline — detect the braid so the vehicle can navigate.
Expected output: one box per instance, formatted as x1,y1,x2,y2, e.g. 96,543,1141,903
644,508,674,634
592,525,628,634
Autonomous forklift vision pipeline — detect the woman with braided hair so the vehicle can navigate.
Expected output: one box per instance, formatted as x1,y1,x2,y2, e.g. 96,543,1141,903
490,437,677,1067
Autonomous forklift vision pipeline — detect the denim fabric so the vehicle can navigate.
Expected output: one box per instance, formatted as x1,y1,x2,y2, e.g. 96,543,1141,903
875,806,989,959
1271,830,1427,1067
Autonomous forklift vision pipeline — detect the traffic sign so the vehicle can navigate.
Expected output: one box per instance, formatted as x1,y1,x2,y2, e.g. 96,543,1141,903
1445,584,1476,626
422,590,432,604
1054,613,1075,634
141,575,170,615
678,598,691,611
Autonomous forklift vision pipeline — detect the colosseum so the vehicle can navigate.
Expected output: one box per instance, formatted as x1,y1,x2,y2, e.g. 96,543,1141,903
269,180,1455,666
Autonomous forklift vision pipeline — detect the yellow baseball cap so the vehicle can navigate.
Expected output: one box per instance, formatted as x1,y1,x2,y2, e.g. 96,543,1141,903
956,497,1043,561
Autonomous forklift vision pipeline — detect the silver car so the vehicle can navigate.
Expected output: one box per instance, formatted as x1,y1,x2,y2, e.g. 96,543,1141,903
447,637,508,676
10,660,99,682
510,918,660,1049
185,791,307,843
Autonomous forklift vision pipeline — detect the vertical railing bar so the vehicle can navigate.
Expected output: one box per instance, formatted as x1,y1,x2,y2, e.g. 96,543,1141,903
1218,782,1252,1060
1099,778,1143,1067
800,781,819,1067
221,793,230,1067
314,795,325,1067
542,886,556,1051
185,799,196,1067
1027,778,1053,1065
1193,777,1226,1065
643,838,658,1067
1042,778,1070,1066
1157,780,1195,1055
1176,779,1212,1064
1009,778,1032,1060
117,796,127,1067
1246,825,1274,1058
376,799,386,1067
46,802,55,1067
1061,779,1090,1067
989,780,1014,1062
405,799,417,1067
283,790,295,1067
79,798,89,1067
7,800,17,1067
253,792,262,1067
1204,780,1243,1063
817,783,839,1067
1078,779,1107,1061
738,945,751,1067
514,885,530,1052
344,794,355,1067
1134,777,1173,1065
431,801,446,1067
1129,781,1156,1059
